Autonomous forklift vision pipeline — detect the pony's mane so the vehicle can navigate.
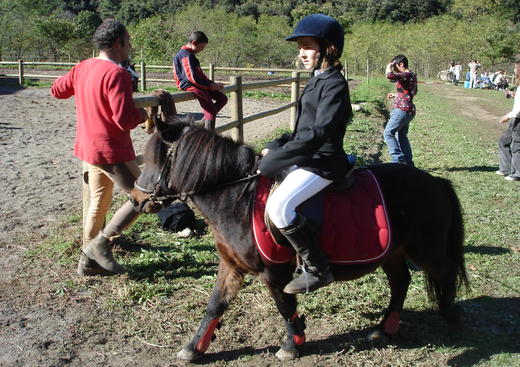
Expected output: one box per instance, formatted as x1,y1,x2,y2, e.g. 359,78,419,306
169,123,257,196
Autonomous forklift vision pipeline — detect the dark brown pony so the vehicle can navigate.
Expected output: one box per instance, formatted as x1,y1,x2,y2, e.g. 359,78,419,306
130,114,469,362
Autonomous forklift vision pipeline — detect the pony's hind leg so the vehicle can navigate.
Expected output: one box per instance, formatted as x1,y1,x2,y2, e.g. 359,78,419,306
369,255,411,342
262,266,305,361
177,260,245,361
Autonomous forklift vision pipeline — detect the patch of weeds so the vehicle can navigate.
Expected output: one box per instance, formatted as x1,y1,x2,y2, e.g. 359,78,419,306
243,90,290,101
26,237,77,265
23,79,52,88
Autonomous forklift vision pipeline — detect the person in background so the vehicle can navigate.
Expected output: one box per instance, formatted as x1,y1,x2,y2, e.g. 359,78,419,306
384,55,418,166
496,60,520,182
493,70,509,91
258,14,352,294
468,59,481,88
449,61,462,86
51,20,149,276
173,31,227,131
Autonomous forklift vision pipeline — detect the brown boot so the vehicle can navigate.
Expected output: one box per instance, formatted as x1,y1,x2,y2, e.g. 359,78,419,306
76,252,113,276
281,215,333,294
82,233,126,275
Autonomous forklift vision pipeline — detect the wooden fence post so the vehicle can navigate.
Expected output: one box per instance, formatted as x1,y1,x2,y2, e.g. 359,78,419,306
366,58,370,85
290,71,300,130
140,61,146,92
18,59,24,85
209,63,215,81
230,76,244,143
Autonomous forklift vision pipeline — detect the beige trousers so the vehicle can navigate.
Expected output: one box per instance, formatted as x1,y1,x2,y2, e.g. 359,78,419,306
83,161,141,244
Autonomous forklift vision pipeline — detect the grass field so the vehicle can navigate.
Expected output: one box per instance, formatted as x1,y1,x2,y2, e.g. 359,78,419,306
28,79,519,366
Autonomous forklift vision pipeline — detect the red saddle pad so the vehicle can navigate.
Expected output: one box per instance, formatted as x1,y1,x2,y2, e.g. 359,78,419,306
252,169,391,264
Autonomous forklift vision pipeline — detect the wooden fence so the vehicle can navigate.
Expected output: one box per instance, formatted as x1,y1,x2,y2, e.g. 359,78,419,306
0,60,310,137
0,60,306,91
132,72,308,138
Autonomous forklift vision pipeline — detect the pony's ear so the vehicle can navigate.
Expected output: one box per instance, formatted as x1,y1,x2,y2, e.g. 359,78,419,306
158,120,187,143
153,113,168,132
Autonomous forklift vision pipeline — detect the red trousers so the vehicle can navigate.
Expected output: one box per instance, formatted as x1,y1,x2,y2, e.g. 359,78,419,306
188,87,228,121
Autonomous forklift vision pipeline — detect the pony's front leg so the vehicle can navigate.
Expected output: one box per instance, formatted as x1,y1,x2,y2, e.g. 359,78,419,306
177,260,245,361
262,267,306,361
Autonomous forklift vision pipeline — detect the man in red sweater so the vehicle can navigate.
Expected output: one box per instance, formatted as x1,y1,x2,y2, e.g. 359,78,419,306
51,20,148,276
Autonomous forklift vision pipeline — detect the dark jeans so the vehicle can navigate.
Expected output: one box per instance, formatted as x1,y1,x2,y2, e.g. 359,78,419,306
498,118,520,179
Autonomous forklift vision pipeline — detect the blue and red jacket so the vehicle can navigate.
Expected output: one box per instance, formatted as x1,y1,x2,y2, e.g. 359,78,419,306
173,46,212,91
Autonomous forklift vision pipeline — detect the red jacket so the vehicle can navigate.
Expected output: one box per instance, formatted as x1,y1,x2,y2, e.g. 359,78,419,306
51,58,142,165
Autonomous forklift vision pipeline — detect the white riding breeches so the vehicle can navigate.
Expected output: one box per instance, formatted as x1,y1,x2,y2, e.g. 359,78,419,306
266,168,333,229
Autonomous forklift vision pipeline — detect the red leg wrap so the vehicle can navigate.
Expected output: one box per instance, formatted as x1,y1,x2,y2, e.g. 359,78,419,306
195,318,220,353
383,311,400,335
293,334,306,345
290,312,306,345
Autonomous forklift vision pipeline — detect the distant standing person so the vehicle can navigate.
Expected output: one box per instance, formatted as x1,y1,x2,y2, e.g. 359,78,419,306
51,20,149,276
496,60,520,182
468,59,481,88
449,61,462,86
384,55,418,166
173,31,228,131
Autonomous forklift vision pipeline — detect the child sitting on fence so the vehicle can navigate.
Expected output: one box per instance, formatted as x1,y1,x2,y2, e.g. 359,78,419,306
173,31,228,130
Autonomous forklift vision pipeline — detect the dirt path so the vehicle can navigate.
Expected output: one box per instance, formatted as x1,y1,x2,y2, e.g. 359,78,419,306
0,82,509,367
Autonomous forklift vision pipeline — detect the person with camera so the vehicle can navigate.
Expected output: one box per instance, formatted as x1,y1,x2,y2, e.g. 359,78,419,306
384,55,418,166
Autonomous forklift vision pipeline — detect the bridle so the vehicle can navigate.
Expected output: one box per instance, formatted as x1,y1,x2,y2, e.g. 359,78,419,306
133,132,260,212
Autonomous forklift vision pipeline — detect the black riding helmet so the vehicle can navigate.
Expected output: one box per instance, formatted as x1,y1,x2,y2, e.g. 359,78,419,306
285,14,344,58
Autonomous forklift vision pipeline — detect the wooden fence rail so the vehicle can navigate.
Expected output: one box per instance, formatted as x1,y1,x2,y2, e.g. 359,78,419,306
133,71,308,138
0,60,305,91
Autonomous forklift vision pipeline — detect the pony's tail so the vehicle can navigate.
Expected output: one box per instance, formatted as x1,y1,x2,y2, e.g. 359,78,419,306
425,178,470,304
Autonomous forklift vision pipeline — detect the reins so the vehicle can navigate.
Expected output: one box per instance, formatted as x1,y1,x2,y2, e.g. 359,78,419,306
134,131,260,210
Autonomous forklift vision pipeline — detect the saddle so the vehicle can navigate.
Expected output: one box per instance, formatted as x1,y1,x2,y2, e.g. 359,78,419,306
253,168,392,265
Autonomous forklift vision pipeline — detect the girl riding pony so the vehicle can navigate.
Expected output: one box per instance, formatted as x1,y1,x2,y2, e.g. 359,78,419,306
258,14,353,294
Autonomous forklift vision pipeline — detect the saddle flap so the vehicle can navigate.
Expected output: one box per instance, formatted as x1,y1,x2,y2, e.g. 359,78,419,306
253,169,391,265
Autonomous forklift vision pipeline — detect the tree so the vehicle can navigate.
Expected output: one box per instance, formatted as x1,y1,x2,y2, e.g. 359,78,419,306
130,15,182,64
117,0,154,25
33,16,76,60
497,0,520,23
449,0,498,18
97,0,121,20
74,10,102,39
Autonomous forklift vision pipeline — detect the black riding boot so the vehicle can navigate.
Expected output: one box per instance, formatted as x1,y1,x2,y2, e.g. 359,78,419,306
281,215,333,294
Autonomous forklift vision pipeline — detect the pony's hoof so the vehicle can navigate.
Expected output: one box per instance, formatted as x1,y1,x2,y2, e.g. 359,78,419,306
177,347,203,361
275,347,299,361
367,329,388,347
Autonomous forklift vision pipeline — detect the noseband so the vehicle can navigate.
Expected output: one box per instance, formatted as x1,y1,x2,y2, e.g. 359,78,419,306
133,133,260,211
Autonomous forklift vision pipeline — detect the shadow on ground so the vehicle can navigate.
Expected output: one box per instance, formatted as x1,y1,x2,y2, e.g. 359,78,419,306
191,296,519,366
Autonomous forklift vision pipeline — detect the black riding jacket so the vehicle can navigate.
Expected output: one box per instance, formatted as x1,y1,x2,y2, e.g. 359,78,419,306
259,66,352,181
